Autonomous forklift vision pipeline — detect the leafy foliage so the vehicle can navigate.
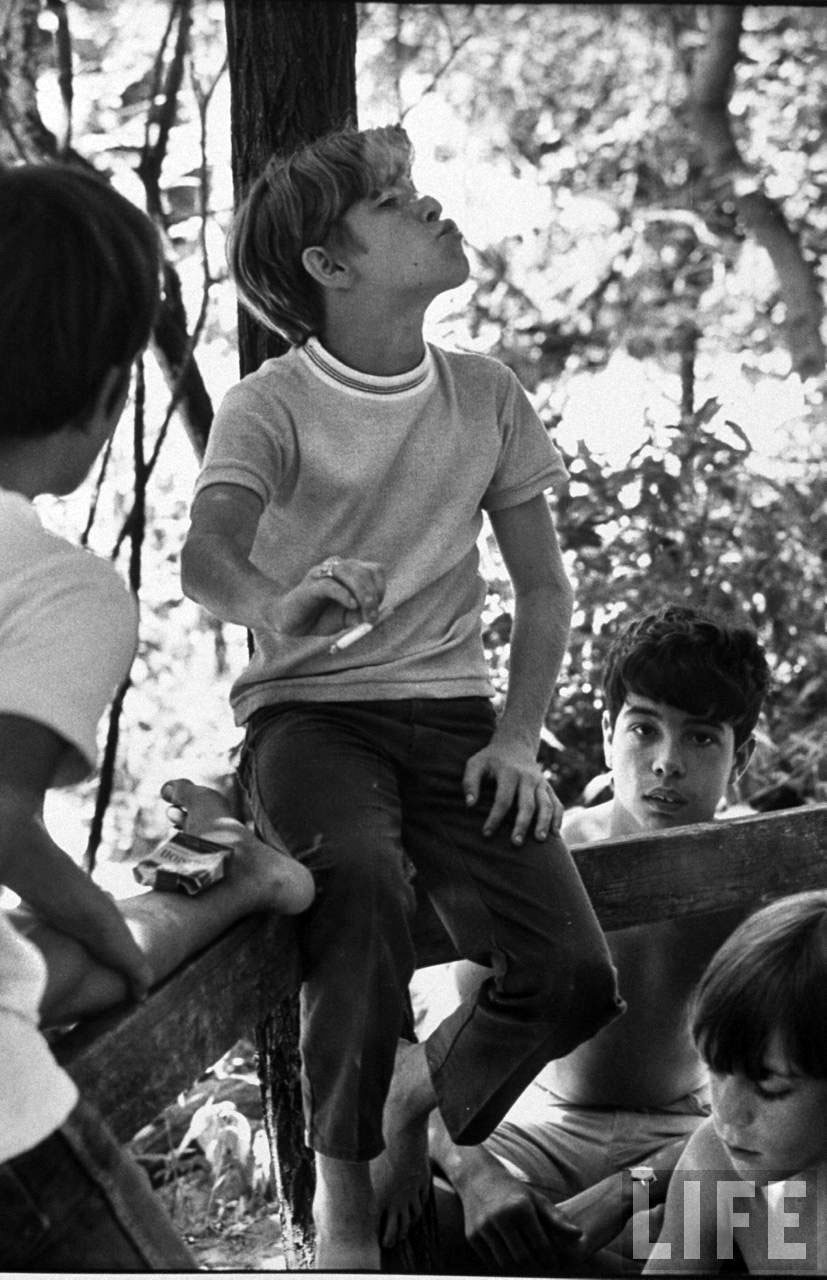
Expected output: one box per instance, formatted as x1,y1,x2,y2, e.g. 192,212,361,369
7,0,827,853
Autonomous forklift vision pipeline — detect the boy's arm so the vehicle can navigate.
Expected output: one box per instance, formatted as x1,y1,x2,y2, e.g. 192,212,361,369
182,483,385,635
0,715,152,1000
642,1124,722,1274
464,493,573,843
430,1108,583,1272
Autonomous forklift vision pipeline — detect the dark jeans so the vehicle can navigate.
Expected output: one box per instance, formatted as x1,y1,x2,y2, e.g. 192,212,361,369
241,697,622,1162
0,1097,196,1270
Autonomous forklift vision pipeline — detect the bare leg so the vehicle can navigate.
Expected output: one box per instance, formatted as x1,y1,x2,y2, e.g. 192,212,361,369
370,1039,436,1249
20,779,314,1027
313,1155,380,1271
310,1042,437,1267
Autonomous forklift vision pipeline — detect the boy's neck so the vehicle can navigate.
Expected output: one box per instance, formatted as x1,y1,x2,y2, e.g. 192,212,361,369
320,305,428,377
0,445,48,500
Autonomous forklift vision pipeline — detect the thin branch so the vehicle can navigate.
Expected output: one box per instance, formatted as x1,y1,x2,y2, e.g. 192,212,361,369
138,0,192,218
86,362,148,872
45,0,72,153
400,10,475,122
108,50,227,557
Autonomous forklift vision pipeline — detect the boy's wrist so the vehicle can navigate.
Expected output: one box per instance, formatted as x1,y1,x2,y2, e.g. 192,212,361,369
490,721,540,754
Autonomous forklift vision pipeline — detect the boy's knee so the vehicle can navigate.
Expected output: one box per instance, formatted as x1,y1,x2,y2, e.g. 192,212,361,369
517,944,623,1038
570,950,625,1036
318,840,415,920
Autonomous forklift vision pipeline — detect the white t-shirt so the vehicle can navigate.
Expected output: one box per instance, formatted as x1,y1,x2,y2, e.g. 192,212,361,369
0,912,79,1161
196,339,568,722
0,487,137,1159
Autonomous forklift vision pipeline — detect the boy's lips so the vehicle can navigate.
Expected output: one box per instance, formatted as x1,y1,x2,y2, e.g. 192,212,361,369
643,788,687,807
437,219,462,239
722,1139,760,1159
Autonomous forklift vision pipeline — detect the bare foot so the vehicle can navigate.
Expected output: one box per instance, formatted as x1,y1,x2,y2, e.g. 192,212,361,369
371,1041,433,1249
161,777,236,834
313,1153,381,1270
160,778,315,915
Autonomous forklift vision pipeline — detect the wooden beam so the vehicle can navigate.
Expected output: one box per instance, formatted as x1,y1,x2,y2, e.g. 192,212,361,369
55,804,827,1140
54,912,299,1142
574,803,827,929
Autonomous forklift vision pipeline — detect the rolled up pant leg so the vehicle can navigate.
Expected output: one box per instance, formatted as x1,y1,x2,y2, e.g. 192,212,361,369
241,705,417,1162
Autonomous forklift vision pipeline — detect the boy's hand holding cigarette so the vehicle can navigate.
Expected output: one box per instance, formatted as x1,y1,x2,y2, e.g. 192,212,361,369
276,555,387,639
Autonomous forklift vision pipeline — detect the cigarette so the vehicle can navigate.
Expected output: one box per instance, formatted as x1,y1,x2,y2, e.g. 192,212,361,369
329,609,393,654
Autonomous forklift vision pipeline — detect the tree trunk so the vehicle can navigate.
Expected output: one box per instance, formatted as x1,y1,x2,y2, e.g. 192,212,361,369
222,0,351,1259
688,4,825,379
224,0,357,374
0,0,57,163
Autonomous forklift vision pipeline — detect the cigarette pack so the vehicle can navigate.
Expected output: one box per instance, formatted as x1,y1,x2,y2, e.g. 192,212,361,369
133,830,233,896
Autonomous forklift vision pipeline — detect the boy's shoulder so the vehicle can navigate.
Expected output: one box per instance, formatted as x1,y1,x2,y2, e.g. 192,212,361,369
430,342,514,380
561,800,614,847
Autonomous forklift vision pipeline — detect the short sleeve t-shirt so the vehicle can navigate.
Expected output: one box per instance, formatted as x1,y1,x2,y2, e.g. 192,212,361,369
0,487,137,1159
196,340,568,721
0,489,137,784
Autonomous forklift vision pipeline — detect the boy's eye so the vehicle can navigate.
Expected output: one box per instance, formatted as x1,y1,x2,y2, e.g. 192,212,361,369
629,722,656,738
378,195,399,207
754,1081,793,1101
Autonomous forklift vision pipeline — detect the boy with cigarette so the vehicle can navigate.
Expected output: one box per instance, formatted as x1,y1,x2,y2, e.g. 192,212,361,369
181,123,623,1268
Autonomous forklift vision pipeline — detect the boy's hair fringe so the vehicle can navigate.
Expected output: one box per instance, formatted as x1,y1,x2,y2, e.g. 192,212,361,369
692,890,827,1080
228,124,414,347
601,603,770,748
0,164,162,440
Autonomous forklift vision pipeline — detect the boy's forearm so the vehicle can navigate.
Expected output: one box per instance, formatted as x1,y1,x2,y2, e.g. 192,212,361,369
496,578,573,748
429,1109,501,1194
181,532,282,632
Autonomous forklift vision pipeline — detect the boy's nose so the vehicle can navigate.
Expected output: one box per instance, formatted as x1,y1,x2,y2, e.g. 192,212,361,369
713,1075,755,1137
416,194,443,222
652,740,685,777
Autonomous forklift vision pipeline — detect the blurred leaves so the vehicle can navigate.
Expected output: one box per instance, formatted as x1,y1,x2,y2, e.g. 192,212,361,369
7,0,826,836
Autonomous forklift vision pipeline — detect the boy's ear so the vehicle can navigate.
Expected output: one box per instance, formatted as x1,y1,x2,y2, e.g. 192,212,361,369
301,244,352,291
601,709,614,769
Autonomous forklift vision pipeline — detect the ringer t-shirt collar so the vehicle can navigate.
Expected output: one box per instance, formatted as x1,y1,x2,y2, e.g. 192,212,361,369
300,336,435,400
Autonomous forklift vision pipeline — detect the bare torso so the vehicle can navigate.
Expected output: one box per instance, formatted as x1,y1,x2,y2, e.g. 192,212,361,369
539,802,743,1108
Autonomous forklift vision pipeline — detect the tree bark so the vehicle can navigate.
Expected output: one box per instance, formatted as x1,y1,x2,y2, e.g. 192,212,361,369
222,0,358,1260
688,4,824,379
223,0,357,374
0,0,60,163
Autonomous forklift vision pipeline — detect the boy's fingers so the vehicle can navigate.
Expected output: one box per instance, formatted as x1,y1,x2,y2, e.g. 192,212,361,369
463,758,482,806
510,777,538,845
309,558,385,619
532,781,561,840
482,776,516,836
165,803,187,829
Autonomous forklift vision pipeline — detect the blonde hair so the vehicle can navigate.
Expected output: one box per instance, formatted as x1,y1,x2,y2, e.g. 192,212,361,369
228,124,414,346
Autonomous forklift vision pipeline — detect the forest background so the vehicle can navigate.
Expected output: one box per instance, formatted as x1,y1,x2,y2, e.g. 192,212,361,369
1,0,825,881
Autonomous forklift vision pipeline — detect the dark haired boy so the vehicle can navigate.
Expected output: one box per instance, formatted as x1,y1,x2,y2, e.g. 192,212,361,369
430,604,771,1273
0,163,313,1269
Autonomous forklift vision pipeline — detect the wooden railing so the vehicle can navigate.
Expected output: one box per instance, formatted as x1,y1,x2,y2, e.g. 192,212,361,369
54,803,827,1267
